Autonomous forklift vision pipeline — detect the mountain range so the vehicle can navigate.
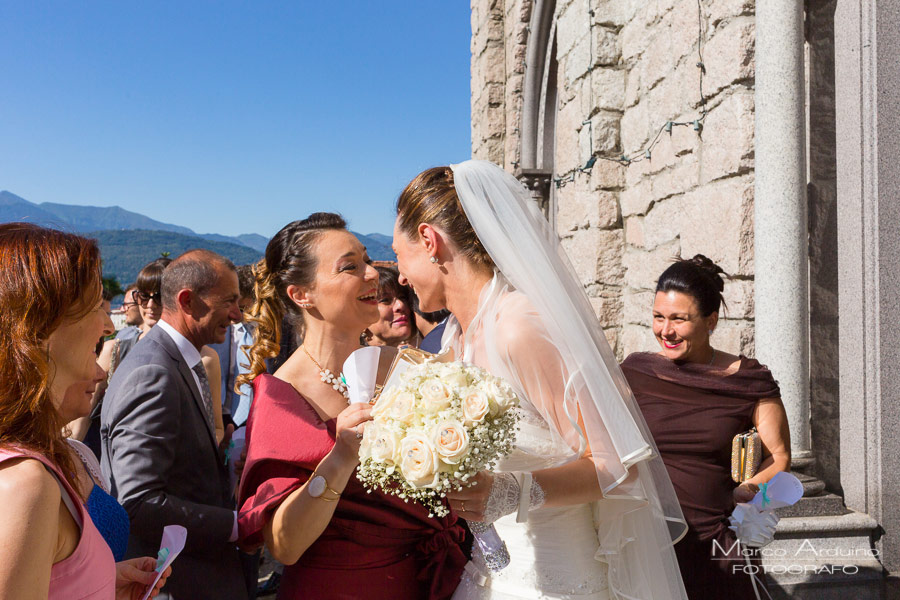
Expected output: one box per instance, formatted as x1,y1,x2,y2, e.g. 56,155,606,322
0,191,395,284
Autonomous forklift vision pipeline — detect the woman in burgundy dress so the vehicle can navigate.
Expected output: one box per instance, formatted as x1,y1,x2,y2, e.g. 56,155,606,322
622,255,791,599
236,213,467,600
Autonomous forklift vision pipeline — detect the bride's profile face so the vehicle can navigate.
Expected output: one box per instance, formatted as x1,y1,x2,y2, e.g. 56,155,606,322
392,220,444,313
305,229,380,330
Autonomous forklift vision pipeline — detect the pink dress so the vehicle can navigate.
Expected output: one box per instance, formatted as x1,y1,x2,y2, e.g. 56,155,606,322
0,445,116,599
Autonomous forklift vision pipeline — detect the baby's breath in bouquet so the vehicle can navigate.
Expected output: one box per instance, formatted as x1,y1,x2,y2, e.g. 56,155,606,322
357,360,519,519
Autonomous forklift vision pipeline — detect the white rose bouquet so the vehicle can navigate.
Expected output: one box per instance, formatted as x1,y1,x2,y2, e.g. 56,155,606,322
356,359,519,519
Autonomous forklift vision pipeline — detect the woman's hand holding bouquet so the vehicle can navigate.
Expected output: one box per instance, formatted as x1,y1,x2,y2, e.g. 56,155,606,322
353,356,520,571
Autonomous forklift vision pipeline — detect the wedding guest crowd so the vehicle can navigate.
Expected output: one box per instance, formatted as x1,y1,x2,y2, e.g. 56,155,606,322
72,258,172,459
0,167,791,600
101,250,247,600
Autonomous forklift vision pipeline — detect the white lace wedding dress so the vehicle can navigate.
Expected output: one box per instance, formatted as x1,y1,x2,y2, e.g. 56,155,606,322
452,409,611,599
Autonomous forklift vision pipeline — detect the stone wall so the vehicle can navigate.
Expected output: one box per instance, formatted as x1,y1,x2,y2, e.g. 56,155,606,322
467,0,889,576
471,0,531,168
616,0,757,358
471,0,506,164
470,0,758,359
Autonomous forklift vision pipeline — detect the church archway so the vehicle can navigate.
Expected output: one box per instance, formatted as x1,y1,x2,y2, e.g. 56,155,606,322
517,0,558,225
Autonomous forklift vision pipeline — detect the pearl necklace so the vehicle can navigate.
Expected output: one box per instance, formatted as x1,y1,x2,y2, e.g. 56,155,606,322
302,346,350,401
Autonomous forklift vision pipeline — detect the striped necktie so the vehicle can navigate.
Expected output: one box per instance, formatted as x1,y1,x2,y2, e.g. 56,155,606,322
191,362,216,433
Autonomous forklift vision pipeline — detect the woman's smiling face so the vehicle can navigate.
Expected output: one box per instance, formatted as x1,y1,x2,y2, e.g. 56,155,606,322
651,290,717,362
392,220,446,313
367,293,413,346
302,229,380,332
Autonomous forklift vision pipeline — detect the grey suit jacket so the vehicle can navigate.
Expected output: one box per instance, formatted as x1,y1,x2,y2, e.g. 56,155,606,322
100,325,247,600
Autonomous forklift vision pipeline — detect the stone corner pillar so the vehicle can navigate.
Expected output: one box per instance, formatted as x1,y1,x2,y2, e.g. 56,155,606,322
754,0,811,459
835,0,900,574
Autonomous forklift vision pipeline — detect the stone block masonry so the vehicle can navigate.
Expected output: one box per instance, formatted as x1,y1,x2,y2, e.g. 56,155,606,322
470,0,758,361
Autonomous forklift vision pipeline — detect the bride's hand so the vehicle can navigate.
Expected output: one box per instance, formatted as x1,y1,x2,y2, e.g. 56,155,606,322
447,471,494,521
333,403,373,459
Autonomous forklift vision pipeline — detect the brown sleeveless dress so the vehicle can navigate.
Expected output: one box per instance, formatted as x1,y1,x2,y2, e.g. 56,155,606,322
622,352,780,600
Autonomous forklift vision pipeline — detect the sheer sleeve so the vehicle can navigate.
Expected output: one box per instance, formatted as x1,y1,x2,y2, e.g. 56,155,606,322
455,287,651,494
491,295,583,451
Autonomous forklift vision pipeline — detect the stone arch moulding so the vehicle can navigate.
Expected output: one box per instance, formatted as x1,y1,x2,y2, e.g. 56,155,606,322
517,0,558,225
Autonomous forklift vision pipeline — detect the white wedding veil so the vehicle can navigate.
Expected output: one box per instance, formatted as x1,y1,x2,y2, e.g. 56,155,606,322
446,160,688,599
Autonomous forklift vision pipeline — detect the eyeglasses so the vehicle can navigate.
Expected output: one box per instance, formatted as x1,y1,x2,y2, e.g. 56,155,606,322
135,291,162,306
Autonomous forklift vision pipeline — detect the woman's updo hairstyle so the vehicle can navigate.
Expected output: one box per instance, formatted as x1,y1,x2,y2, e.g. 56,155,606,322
396,166,494,270
238,213,347,386
656,254,727,317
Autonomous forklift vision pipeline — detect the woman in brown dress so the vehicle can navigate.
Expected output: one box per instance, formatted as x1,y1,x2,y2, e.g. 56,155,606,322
622,255,791,599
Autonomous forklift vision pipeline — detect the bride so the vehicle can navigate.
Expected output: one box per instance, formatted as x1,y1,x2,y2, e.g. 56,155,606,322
392,161,688,599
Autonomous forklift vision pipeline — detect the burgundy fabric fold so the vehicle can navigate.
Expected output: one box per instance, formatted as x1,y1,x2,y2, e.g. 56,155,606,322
237,374,466,600
621,353,780,540
622,352,781,400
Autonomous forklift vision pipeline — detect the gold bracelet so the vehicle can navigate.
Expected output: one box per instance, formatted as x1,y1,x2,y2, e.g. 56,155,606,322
307,470,342,501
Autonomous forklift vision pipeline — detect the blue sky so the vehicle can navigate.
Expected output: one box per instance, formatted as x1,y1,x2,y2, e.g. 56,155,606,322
0,2,472,238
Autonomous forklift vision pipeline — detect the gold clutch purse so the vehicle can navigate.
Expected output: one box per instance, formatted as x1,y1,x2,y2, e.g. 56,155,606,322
731,427,762,483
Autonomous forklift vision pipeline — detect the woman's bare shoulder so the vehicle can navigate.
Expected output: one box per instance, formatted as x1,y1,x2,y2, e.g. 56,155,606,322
0,457,61,519
201,346,221,374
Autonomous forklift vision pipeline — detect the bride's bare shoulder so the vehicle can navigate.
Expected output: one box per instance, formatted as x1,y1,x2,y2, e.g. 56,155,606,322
493,291,549,348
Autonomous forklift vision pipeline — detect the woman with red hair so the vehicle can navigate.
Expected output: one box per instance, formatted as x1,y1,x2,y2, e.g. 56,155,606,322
0,223,170,599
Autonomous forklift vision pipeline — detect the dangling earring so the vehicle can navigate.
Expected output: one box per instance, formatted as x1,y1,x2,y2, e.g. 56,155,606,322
430,256,438,264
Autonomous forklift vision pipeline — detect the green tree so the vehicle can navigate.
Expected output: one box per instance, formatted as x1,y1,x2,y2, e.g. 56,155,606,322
102,275,125,298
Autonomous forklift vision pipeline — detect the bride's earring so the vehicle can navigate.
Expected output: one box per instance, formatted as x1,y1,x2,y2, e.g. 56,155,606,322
430,256,438,264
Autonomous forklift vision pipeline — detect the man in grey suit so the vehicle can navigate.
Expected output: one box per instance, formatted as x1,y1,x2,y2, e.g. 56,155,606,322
101,249,248,600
